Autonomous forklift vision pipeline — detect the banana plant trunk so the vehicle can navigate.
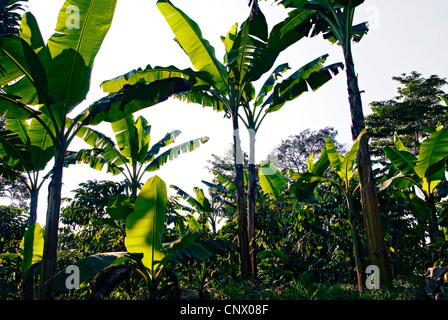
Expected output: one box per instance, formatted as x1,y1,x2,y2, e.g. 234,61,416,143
346,195,365,292
38,151,64,300
426,193,442,260
344,52,392,290
247,164,257,279
232,112,251,279
247,128,257,279
29,188,38,227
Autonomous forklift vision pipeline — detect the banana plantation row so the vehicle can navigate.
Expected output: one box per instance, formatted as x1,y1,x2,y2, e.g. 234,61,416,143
0,0,447,300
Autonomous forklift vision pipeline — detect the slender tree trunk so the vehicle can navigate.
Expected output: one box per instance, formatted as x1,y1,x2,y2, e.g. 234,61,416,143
232,113,251,279
28,188,38,227
247,164,257,278
23,187,38,299
346,195,365,292
427,193,442,260
344,52,392,290
38,154,64,300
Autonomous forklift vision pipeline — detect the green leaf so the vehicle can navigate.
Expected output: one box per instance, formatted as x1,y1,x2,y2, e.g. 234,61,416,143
3,116,54,173
384,146,418,177
265,55,343,113
45,0,117,111
194,187,212,213
415,126,448,192
309,147,330,176
0,129,33,171
5,119,29,146
250,7,316,82
144,136,209,172
52,252,128,293
83,77,191,125
227,3,268,86
326,129,364,182
254,63,290,107
18,223,44,274
19,12,45,50
125,176,167,273
258,161,289,198
410,193,430,221
171,185,208,213
145,130,181,161
0,36,49,106
177,90,227,113
289,148,332,199
170,239,237,263
393,132,411,152
441,95,448,106
107,195,134,221
111,115,139,161
212,170,236,192
101,65,213,93
222,23,238,61
377,175,417,192
156,0,228,91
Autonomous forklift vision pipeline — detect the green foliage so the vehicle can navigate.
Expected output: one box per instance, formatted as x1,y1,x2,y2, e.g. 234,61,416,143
0,205,28,253
0,223,43,298
0,0,27,36
1,0,447,302
366,72,448,158
72,114,208,197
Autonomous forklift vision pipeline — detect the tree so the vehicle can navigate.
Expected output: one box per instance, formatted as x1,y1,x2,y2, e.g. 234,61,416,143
238,52,342,277
366,71,448,158
381,127,448,260
71,114,208,198
288,131,367,291
0,0,27,36
51,175,237,300
274,0,392,289
0,117,53,226
0,118,31,213
102,0,341,278
99,0,317,279
0,205,28,254
0,0,190,299
269,126,345,172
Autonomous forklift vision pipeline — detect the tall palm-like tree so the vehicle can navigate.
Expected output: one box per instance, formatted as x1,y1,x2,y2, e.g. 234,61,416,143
0,0,190,299
101,0,341,278
72,114,208,198
273,0,392,289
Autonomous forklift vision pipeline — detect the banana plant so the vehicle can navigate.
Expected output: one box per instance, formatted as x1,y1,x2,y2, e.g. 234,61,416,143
100,0,341,279
51,176,236,300
299,130,366,292
0,118,53,226
0,223,44,299
272,0,393,289
171,184,228,235
0,1,191,299
69,114,208,198
380,127,448,254
241,55,342,270
260,130,366,291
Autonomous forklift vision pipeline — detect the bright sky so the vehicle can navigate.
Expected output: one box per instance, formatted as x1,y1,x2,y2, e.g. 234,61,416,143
21,0,448,226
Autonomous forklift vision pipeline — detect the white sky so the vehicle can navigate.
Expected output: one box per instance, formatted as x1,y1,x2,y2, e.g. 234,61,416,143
20,0,448,226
